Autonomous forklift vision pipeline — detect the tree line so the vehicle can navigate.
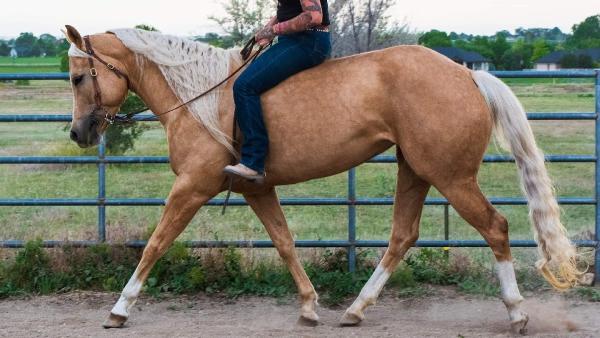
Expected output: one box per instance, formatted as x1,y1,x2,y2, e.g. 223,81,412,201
419,14,600,70
0,33,69,57
3,2,598,72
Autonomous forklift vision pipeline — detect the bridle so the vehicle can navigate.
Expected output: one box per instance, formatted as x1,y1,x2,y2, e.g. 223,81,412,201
80,35,269,127
82,35,131,129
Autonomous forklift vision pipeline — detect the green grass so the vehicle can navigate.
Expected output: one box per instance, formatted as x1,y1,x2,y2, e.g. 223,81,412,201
502,78,595,86
0,56,61,73
0,56,61,64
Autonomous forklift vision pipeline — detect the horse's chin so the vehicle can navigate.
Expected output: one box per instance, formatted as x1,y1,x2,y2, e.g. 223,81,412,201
76,141,96,148
76,131,101,148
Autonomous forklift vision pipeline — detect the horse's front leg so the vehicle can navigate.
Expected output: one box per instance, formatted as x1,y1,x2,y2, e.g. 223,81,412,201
244,187,320,325
103,175,215,328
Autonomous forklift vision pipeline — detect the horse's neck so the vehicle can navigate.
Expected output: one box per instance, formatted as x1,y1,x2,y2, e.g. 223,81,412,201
127,58,183,127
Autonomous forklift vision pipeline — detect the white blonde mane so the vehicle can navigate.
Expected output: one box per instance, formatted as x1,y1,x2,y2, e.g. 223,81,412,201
70,28,243,154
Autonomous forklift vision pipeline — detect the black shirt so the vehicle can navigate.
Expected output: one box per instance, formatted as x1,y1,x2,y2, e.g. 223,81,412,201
277,0,330,26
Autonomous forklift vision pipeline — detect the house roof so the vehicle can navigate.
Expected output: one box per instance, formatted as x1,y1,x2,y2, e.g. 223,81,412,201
432,47,490,63
536,48,600,64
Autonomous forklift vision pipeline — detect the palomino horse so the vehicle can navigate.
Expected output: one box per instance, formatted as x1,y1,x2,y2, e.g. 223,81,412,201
64,25,579,333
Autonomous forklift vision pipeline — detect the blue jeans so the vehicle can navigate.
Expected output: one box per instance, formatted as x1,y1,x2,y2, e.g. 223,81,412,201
233,30,331,173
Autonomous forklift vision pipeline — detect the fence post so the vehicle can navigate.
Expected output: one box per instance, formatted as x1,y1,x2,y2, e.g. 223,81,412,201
348,168,357,272
98,135,106,242
444,204,449,257
595,70,600,286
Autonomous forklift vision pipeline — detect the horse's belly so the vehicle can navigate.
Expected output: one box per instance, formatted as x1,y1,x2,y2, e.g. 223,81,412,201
263,116,394,185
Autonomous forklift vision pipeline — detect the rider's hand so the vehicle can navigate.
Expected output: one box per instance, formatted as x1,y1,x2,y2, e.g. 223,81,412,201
255,24,275,46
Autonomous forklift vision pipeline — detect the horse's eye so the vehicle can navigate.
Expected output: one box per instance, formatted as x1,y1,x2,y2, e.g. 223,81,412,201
71,75,84,86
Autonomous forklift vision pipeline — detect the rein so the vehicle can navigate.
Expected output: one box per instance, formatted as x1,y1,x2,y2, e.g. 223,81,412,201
82,36,269,126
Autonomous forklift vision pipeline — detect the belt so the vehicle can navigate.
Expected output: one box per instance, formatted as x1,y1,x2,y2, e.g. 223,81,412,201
307,25,329,32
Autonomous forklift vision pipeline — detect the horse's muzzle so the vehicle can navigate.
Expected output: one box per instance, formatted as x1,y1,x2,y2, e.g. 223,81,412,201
70,114,101,147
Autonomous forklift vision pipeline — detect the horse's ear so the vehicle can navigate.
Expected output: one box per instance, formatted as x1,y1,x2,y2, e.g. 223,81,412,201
64,25,83,49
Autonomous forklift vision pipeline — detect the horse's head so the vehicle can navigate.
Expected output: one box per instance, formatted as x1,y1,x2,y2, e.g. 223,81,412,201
64,25,129,147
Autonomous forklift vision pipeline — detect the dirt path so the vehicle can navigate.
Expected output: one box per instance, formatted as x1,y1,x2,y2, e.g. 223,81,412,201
0,289,598,337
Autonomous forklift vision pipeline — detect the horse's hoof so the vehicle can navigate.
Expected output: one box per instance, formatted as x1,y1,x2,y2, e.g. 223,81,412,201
102,313,127,329
298,311,319,326
340,310,364,326
510,312,529,335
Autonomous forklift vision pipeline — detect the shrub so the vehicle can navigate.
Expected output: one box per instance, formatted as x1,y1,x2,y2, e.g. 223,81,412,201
2,240,56,295
60,93,149,155
0,243,552,305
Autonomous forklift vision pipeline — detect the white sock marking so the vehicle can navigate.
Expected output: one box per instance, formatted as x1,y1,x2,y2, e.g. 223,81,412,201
349,265,390,313
496,261,526,323
111,269,143,318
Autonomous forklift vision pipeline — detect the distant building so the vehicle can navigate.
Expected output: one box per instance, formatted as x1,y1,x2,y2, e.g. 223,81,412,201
9,47,17,58
432,47,491,71
535,48,600,70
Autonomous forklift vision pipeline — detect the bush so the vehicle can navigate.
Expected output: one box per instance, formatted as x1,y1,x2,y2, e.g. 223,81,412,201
104,93,149,154
147,242,206,295
0,243,561,305
1,240,57,295
59,50,69,72
60,93,149,155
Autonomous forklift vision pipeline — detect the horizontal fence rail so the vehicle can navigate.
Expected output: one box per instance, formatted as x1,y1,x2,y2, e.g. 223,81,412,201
0,239,597,249
1,70,599,283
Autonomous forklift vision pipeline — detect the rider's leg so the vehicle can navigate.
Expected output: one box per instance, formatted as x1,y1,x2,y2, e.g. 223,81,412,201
229,31,331,176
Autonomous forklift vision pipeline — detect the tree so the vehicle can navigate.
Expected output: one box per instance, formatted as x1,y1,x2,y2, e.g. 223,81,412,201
558,53,593,69
489,33,511,69
330,0,419,56
196,32,236,49
458,36,493,61
577,54,594,68
567,15,600,49
502,39,533,70
0,40,10,56
15,32,40,57
531,39,551,62
135,24,159,32
105,93,150,154
210,0,274,46
38,34,59,56
418,30,452,48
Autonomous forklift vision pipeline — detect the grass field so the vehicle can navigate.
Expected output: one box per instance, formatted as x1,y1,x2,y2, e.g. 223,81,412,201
0,73,597,271
0,56,61,73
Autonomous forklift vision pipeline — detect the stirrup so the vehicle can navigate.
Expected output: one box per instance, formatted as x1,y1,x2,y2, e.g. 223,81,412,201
222,166,266,184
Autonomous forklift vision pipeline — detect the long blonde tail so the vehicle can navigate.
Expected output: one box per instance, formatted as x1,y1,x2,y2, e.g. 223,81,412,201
471,70,581,289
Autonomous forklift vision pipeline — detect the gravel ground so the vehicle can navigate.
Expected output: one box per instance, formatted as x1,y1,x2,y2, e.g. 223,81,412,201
0,288,599,337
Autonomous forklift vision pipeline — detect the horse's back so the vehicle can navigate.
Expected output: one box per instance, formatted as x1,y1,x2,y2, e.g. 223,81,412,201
260,44,492,185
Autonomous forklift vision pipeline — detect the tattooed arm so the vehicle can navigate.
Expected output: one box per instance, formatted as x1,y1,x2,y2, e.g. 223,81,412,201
272,0,324,35
255,16,279,46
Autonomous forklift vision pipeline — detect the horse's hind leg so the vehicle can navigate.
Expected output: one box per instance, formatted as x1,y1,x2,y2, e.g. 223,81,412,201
244,188,320,325
341,158,430,326
103,176,213,328
438,178,528,334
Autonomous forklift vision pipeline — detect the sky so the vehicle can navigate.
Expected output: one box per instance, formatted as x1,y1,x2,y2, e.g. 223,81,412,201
0,0,598,39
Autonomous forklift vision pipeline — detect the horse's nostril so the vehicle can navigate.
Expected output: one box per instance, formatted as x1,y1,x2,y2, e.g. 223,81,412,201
70,130,78,142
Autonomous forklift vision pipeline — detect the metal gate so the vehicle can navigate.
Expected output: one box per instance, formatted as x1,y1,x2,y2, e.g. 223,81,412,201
0,70,598,283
